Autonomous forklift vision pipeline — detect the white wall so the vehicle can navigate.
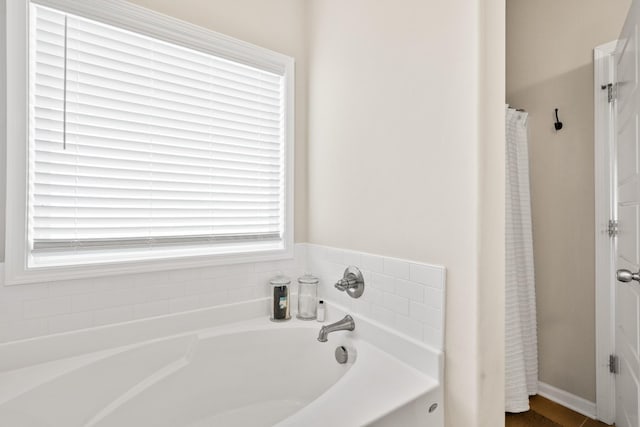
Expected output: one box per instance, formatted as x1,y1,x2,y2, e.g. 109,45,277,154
0,0,5,262
306,1,504,426
478,0,506,425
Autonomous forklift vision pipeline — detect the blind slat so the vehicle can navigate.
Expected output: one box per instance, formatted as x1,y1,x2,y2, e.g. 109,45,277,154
34,73,283,119
33,124,282,152
34,206,280,216
35,217,281,227
34,93,282,130
34,116,282,145
34,152,281,177
35,139,281,166
65,44,282,98
32,232,281,251
35,172,280,189
34,161,280,183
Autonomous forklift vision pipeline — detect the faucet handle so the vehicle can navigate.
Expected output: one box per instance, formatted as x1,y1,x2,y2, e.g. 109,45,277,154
334,266,365,298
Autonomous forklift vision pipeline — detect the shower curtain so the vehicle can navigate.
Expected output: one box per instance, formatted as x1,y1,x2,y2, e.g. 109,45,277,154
505,106,538,413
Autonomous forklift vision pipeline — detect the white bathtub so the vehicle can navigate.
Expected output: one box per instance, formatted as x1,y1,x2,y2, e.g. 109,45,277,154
0,300,443,427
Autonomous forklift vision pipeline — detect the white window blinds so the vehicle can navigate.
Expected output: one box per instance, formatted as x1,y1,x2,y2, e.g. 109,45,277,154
28,3,288,261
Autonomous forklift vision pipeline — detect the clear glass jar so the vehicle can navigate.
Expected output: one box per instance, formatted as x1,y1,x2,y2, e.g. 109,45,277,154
297,273,319,320
269,275,291,321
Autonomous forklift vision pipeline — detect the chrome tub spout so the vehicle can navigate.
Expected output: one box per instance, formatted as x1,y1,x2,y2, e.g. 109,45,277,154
317,315,355,342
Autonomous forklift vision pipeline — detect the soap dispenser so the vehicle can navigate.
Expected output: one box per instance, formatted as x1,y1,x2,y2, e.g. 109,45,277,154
269,275,291,321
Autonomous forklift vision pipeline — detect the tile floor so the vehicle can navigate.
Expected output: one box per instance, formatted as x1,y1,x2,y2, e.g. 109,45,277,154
506,396,612,427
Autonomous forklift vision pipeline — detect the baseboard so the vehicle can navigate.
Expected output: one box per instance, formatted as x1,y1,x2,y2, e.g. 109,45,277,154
537,381,597,419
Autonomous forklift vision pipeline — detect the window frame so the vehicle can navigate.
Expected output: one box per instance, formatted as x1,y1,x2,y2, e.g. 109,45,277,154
5,0,295,285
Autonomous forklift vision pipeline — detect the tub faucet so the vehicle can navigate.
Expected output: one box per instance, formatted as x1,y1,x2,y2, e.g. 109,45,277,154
317,315,355,342
334,266,365,298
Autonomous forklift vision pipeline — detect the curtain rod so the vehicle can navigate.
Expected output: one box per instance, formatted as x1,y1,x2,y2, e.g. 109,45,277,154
506,104,527,112
507,105,526,112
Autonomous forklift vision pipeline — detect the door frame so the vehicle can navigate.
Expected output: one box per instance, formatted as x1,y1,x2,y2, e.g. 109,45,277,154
594,40,618,424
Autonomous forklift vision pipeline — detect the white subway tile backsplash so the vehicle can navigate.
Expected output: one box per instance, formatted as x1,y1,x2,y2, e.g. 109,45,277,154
92,276,134,293
0,303,22,322
381,293,409,316
371,305,395,325
183,278,228,296
424,325,443,348
410,263,445,288
0,244,445,349
306,244,445,350
362,287,384,306
325,248,346,264
253,260,286,274
168,291,229,314
294,244,307,266
228,286,262,303
167,267,206,283
279,260,300,274
342,251,362,267
141,283,185,301
128,271,169,287
360,253,384,273
306,245,327,263
409,301,442,330
424,286,443,310
395,279,425,302
371,273,396,293
69,294,92,313
205,291,232,307
48,312,93,334
167,295,205,313
351,299,372,319
383,258,411,280
71,289,145,313
133,300,169,320
209,263,255,279
94,306,133,326
394,314,424,341
0,318,48,342
24,297,71,319
251,271,285,289
0,247,307,342
327,286,354,309
2,283,49,302
47,280,96,297
312,262,345,294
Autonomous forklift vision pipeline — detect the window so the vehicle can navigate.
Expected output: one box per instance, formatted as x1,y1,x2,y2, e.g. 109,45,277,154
5,0,294,283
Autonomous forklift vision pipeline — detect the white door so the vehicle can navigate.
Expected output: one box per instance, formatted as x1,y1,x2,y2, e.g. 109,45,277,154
615,1,640,425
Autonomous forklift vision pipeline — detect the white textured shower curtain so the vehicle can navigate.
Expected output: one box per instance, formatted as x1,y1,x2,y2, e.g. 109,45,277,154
505,107,538,413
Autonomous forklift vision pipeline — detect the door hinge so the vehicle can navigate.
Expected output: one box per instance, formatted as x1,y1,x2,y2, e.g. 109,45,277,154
608,219,619,237
608,83,618,103
609,354,619,374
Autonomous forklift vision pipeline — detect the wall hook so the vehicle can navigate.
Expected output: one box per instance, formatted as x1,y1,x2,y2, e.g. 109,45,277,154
554,108,563,131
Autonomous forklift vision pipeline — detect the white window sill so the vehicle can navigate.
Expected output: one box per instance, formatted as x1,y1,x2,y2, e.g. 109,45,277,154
5,243,293,286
